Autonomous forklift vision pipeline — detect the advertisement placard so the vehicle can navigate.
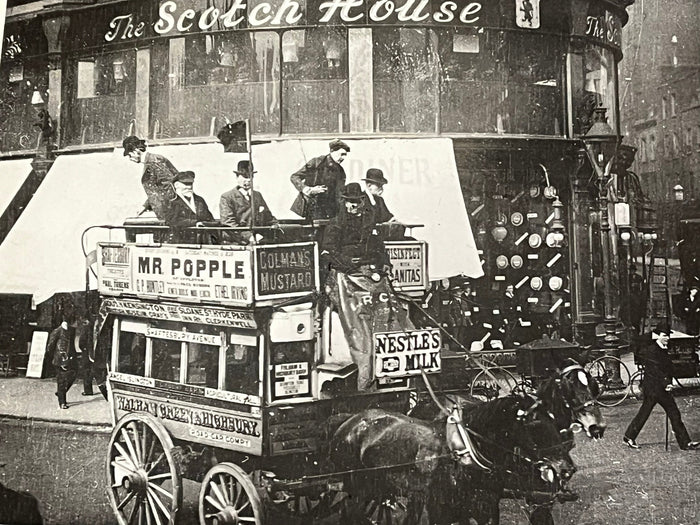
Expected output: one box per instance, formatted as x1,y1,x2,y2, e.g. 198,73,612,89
254,243,318,300
385,241,428,291
374,328,442,378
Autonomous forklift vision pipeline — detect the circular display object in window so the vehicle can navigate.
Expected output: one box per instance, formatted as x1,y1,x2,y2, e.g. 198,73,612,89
510,255,524,269
529,185,541,198
511,212,524,227
549,276,563,291
530,276,543,291
496,255,509,269
528,233,542,248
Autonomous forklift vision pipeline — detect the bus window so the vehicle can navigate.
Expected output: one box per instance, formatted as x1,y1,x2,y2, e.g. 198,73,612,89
151,338,181,382
224,343,258,394
187,343,219,388
116,332,145,376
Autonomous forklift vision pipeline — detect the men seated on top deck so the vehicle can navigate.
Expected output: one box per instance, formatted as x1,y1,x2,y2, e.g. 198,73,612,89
160,170,216,243
219,160,278,245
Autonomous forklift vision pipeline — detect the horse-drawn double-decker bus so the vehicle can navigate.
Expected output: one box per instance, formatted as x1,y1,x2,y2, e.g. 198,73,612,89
91,222,444,524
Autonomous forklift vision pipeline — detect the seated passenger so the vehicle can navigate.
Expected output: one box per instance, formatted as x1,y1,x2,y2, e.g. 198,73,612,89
219,160,277,244
361,168,395,224
321,183,388,275
161,170,216,243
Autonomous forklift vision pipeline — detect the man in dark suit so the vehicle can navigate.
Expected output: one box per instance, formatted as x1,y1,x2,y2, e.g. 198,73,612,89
161,170,215,243
290,139,349,220
361,168,394,224
47,318,78,409
220,160,277,244
123,135,178,220
623,323,700,450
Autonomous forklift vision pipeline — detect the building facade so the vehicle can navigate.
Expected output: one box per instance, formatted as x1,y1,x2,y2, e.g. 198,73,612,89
1,0,638,351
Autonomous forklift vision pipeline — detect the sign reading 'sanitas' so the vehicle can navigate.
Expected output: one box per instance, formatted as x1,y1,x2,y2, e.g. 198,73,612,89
374,328,442,378
386,241,428,292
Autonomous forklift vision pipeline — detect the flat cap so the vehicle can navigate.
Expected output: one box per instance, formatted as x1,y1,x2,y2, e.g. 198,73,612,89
329,139,350,152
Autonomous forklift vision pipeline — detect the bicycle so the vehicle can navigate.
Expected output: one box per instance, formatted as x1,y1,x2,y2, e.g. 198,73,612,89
584,354,633,407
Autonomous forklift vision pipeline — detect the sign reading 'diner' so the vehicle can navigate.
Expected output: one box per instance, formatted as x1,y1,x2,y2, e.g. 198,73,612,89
254,243,318,300
98,243,254,306
374,328,442,378
386,241,428,291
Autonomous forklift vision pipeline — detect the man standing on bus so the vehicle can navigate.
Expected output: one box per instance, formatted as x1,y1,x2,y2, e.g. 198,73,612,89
123,135,179,220
220,160,277,244
290,139,349,220
361,168,394,224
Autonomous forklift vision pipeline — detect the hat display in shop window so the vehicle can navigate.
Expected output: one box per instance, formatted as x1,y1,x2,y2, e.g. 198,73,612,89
340,182,364,201
362,168,388,186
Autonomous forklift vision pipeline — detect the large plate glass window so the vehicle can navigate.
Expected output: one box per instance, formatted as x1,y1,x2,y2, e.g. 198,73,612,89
150,31,280,139
571,42,617,136
373,27,439,133
437,29,564,135
282,27,349,134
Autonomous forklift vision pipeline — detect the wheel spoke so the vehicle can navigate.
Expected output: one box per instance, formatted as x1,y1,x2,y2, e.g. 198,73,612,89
146,453,165,475
148,473,172,482
239,518,257,523
238,499,251,513
146,491,164,525
114,442,139,472
111,460,137,476
210,478,228,507
129,422,143,463
205,494,225,512
233,480,244,508
121,428,142,468
117,489,137,511
127,496,141,525
146,486,171,520
148,481,174,500
144,498,153,525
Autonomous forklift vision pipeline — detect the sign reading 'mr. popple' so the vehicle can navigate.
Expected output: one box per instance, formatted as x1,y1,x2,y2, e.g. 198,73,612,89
97,243,254,306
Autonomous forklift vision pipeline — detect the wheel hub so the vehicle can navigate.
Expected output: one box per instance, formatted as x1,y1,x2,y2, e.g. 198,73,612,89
124,468,149,496
212,506,239,525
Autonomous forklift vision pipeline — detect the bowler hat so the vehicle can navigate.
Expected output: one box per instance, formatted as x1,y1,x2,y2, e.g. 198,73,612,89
329,139,350,153
362,168,388,186
122,135,146,156
340,182,364,201
173,170,195,184
234,160,256,177
653,322,672,336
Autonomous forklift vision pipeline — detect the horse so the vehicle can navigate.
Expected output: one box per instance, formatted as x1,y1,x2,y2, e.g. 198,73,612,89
330,393,576,525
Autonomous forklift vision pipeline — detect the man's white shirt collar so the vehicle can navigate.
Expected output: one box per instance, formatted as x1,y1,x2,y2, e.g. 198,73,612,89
365,191,376,206
178,193,197,212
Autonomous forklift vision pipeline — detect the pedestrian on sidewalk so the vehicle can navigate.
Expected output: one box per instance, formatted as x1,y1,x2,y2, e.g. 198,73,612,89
75,317,96,396
623,323,700,451
46,318,78,409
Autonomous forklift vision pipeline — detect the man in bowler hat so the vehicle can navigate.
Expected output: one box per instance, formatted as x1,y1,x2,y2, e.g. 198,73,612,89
123,135,179,220
220,160,277,244
623,322,700,450
161,170,215,243
361,168,394,224
47,317,78,409
290,139,349,220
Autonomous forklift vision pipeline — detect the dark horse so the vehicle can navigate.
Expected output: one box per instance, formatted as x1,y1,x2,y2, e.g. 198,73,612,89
330,394,575,525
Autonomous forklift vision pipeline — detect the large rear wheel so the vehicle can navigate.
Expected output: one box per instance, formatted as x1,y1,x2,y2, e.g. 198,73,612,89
199,462,264,525
106,413,182,525
470,368,518,402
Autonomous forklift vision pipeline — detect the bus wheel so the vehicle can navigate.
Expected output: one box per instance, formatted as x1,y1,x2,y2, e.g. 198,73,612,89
106,413,182,525
199,463,264,525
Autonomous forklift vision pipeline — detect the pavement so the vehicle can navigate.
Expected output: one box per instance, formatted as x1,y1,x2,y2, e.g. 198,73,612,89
0,376,112,429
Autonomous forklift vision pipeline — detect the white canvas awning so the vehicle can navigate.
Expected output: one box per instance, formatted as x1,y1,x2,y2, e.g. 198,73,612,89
0,138,482,302
0,158,33,218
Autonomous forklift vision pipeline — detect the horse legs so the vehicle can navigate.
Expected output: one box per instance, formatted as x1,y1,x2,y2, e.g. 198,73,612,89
528,505,554,525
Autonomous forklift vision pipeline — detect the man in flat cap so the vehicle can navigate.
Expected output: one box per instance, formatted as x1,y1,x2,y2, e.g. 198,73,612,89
220,160,277,244
290,138,350,220
361,168,394,224
123,135,178,220
161,170,215,243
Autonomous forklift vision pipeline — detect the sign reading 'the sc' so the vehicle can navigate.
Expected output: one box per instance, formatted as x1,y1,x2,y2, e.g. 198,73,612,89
374,328,442,378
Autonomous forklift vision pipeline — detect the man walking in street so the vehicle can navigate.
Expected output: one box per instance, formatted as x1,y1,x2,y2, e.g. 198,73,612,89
623,323,700,450
290,139,349,221
220,160,277,244
123,135,179,220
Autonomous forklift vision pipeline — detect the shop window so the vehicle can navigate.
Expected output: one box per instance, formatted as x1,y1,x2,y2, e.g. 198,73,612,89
373,27,438,133
438,29,563,135
282,27,348,133
572,43,617,136
0,60,49,151
76,53,132,99
152,32,279,138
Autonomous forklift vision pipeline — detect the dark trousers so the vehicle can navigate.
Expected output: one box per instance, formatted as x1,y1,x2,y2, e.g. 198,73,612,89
624,385,691,447
55,368,78,406
81,352,93,395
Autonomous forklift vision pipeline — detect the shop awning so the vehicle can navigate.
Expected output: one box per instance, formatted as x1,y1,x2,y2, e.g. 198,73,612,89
0,158,33,218
0,139,481,302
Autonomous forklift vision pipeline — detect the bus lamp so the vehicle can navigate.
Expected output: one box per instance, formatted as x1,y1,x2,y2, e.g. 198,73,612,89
674,184,684,202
